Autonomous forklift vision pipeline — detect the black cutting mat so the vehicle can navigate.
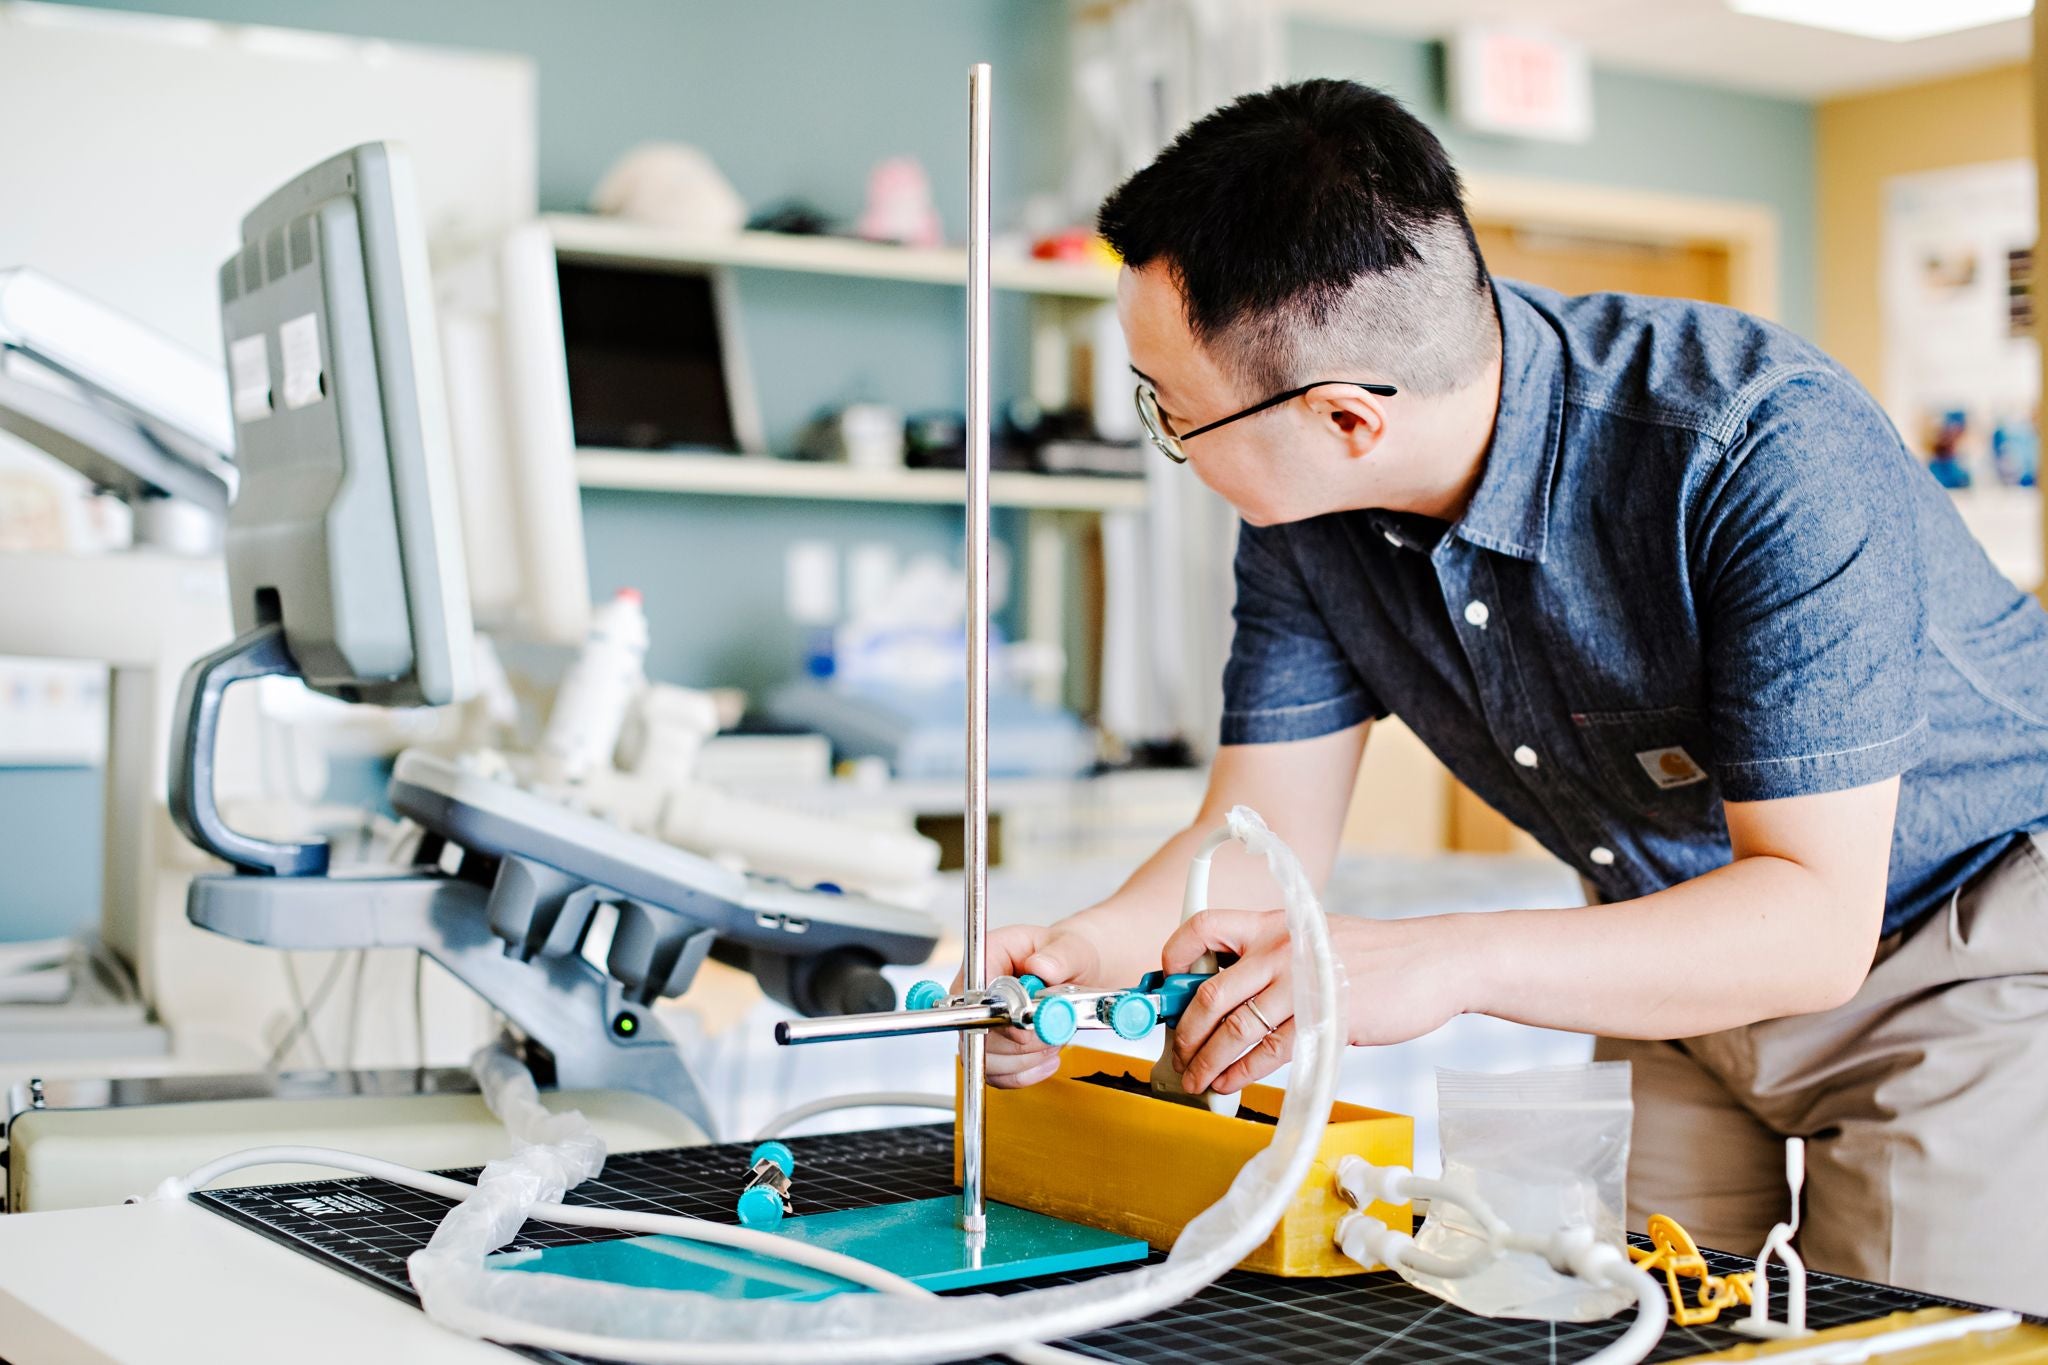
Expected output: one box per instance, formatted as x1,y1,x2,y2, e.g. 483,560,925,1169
194,1123,2010,1365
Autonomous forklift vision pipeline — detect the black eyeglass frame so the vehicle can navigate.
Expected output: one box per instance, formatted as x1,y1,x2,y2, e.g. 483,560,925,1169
1134,379,1399,463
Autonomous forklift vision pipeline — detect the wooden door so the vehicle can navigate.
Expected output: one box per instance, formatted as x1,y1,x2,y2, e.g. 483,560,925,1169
1472,223,1735,305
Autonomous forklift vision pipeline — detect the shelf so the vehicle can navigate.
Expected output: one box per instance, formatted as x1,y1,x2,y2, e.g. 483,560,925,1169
543,213,1119,300
576,450,1150,511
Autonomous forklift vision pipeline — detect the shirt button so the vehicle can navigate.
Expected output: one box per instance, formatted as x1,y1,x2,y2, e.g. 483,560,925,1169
1464,600,1490,628
1514,745,1539,768
1589,846,1616,866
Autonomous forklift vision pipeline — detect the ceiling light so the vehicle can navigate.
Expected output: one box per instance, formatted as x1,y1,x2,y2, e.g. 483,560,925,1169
1729,0,2031,41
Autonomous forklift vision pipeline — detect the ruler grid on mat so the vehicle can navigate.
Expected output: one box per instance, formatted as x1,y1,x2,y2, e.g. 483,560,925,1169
192,1123,2023,1365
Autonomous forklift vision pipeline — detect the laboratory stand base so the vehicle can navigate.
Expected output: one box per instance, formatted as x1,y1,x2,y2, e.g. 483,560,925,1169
193,1124,2048,1365
497,1195,1146,1298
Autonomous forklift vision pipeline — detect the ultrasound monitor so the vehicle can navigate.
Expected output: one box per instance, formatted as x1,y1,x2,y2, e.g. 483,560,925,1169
172,141,476,876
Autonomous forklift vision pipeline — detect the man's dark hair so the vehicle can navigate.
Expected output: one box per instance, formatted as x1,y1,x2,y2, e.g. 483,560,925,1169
1099,79,1497,397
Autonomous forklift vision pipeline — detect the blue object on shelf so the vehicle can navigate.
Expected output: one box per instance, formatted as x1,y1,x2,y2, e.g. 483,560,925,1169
490,1196,1146,1299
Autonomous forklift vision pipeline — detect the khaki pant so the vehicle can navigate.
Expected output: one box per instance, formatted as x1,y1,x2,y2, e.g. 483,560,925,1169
1595,831,2048,1316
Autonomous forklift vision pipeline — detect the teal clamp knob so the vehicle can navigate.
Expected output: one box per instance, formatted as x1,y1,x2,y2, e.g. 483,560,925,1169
1017,973,1047,997
1104,991,1160,1041
737,1185,786,1226
750,1141,795,1178
905,979,947,1011
1136,971,1215,1027
1033,994,1078,1046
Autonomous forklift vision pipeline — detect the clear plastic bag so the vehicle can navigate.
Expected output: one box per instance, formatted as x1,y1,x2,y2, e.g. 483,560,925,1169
1398,1062,1634,1321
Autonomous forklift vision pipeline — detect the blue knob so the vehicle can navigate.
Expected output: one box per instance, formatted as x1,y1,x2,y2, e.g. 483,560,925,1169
1033,995,1078,1046
905,980,947,1011
1105,992,1159,1041
737,1185,786,1226
750,1141,795,1177
1017,974,1046,997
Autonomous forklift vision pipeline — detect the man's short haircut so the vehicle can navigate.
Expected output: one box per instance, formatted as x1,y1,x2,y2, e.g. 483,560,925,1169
1098,79,1498,398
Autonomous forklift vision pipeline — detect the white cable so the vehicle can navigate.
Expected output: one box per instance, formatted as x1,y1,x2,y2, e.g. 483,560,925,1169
1572,1259,1670,1365
1336,1212,1491,1280
751,1091,953,1141
1333,1157,1510,1246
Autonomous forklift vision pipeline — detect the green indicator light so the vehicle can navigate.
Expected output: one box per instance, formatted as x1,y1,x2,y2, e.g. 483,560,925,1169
613,1012,638,1036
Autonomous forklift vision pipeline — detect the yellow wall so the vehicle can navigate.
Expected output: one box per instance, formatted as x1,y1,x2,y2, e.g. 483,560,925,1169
2037,12,2048,607
1817,63,2031,395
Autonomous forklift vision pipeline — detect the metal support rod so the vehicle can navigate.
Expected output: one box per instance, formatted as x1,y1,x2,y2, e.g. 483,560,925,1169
961,59,994,1238
775,1003,1009,1045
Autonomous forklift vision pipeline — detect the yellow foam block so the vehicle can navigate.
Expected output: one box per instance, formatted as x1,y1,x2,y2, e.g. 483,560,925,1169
955,1044,1413,1276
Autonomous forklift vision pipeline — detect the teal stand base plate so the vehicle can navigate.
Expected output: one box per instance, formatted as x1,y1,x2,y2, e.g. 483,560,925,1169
489,1196,1149,1301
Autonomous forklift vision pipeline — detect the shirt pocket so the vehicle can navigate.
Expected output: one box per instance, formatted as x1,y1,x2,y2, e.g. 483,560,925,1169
1570,706,1725,832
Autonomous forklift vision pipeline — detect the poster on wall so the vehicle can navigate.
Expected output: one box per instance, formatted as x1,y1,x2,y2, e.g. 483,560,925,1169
1881,159,2038,493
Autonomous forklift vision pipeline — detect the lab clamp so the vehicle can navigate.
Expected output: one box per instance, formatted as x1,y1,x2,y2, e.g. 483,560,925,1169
777,970,1214,1048
737,1140,797,1226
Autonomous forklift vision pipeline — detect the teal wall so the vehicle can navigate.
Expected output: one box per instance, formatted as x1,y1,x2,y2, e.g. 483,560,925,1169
1287,22,1817,336
0,768,101,940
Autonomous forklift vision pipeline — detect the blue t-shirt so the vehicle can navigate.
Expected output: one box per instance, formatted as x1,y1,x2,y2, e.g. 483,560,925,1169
1222,279,2048,936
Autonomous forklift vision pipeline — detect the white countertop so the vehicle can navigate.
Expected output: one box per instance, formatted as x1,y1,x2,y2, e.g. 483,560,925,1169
0,1199,514,1365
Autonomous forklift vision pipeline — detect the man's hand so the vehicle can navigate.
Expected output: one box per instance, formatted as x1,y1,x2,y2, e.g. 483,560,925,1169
1161,910,1469,1096
955,922,1105,1089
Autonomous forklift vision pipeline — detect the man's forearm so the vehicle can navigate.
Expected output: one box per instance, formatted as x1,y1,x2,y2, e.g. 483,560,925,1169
1456,854,1882,1039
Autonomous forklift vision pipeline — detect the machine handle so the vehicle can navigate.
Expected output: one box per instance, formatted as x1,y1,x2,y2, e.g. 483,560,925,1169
168,621,330,876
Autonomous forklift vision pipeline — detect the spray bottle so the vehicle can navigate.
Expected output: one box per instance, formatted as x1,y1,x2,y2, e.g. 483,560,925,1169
539,587,648,784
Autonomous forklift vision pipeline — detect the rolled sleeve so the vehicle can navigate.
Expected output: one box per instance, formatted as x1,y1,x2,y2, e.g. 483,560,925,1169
1220,522,1381,745
1691,369,1929,802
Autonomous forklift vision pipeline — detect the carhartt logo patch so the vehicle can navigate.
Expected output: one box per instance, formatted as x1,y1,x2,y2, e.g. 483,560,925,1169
1636,747,1707,789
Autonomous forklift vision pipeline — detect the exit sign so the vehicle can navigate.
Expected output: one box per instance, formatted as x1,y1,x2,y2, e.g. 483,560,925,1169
1447,26,1594,144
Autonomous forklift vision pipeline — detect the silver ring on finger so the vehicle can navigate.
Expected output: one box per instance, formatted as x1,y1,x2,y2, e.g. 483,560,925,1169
1240,998,1276,1037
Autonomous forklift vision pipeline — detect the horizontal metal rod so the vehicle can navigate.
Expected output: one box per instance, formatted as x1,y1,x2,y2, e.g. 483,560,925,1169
775,1003,1007,1045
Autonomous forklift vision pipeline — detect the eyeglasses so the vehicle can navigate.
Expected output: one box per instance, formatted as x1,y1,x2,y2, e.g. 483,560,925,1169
1134,378,1398,464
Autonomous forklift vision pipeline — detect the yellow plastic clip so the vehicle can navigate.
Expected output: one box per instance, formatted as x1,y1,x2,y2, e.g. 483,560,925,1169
1629,1214,1757,1327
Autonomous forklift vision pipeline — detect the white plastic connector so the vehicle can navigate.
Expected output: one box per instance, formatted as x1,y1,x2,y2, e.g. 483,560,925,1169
1558,1232,1626,1285
1336,1212,1414,1270
1334,1155,1416,1209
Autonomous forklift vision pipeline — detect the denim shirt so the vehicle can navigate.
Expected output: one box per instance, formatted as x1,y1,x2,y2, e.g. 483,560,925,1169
1222,279,2048,936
